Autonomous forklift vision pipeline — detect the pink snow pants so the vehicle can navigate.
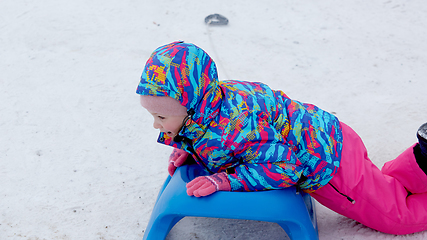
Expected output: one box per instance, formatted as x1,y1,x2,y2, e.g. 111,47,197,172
310,122,427,235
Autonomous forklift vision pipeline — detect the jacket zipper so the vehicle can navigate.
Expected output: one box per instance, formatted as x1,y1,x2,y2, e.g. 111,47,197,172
172,108,215,174
185,140,214,174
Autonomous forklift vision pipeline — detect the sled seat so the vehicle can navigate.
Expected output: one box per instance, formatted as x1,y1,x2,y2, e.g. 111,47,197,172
143,164,319,240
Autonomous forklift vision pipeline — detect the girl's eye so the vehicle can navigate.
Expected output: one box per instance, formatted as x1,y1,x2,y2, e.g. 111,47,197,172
158,116,165,120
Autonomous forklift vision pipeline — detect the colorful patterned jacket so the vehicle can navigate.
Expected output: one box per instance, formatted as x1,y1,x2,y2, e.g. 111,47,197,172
136,41,343,192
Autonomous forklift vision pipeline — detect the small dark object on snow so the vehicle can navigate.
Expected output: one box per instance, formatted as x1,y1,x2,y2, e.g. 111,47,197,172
205,14,229,25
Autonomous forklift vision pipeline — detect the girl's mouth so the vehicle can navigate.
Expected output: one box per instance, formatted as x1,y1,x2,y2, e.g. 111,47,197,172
166,131,174,137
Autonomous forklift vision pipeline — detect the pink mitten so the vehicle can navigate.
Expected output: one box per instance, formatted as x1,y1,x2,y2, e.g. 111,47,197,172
168,148,189,176
186,172,231,197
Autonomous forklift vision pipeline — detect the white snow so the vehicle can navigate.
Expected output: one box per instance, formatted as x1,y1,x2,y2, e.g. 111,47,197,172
1,0,427,239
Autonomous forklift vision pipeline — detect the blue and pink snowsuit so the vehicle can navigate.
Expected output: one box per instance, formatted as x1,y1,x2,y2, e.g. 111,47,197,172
137,41,427,235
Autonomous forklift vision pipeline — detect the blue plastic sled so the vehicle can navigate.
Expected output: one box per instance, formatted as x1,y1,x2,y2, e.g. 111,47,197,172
143,164,319,240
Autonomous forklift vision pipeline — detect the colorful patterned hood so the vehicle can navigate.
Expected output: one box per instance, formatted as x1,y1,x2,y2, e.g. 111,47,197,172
136,41,221,138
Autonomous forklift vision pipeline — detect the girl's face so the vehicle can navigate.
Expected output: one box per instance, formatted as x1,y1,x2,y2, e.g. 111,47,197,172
147,111,187,138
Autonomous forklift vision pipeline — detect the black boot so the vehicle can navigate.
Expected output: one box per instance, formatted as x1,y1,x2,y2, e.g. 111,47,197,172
417,123,427,156
415,122,427,174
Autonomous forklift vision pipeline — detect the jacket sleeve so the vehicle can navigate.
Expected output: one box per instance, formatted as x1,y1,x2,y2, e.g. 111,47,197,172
223,111,305,192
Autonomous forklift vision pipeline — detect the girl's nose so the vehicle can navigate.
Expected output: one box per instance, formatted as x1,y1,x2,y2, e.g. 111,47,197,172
153,121,161,129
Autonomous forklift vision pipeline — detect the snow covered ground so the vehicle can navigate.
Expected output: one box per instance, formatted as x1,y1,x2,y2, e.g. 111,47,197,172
1,0,427,239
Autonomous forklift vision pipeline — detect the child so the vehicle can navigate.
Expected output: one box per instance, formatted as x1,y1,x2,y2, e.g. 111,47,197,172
137,41,427,235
